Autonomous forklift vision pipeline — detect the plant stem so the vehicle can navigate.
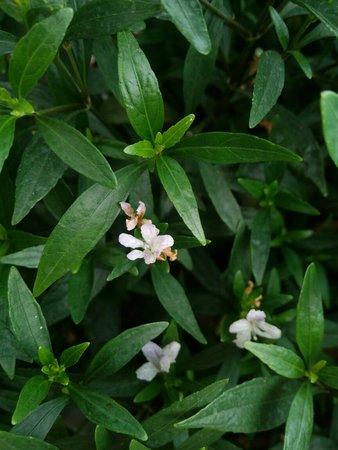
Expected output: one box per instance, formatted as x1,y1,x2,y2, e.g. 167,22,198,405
63,42,89,102
37,103,84,116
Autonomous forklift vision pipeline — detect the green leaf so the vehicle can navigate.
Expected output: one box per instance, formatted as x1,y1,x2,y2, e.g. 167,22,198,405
68,257,93,324
8,267,51,361
130,440,151,450
161,0,211,55
284,381,313,450
292,0,338,38
162,114,195,149
275,191,319,215
68,0,161,39
0,245,44,268
33,163,144,296
12,137,66,225
200,163,242,233
9,8,74,97
95,425,114,450
117,30,164,142
12,396,69,440
124,140,156,158
249,50,285,128
0,30,18,55
143,379,228,447
175,429,224,450
12,375,51,425
151,265,206,343
269,6,289,50
321,90,338,167
69,383,147,440
177,376,299,433
290,50,312,79
296,263,324,365
85,321,168,382
0,115,16,173
36,116,117,189
0,431,58,450
169,132,301,163
244,342,305,378
60,342,90,368
251,208,271,285
318,366,338,389
156,155,206,245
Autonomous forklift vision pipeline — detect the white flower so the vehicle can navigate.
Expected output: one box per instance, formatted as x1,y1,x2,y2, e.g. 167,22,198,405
136,341,181,381
229,309,281,348
120,201,151,231
119,223,174,264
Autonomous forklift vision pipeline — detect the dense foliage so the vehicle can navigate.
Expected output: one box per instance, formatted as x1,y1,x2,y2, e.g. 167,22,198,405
1,0,338,449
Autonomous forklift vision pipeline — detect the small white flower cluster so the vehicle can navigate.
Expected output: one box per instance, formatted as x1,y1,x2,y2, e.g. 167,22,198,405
136,341,181,381
229,309,281,348
118,201,177,264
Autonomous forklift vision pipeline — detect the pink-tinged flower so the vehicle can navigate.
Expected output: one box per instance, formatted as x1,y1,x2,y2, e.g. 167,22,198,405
136,341,181,381
119,223,174,264
120,201,151,231
229,309,281,348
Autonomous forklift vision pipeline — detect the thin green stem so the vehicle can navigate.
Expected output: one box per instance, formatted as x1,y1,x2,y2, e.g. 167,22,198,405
37,103,84,116
63,42,89,101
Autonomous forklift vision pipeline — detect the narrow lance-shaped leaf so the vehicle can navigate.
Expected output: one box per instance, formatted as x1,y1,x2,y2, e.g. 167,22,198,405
0,431,59,450
321,90,338,167
151,265,206,344
251,208,271,285
0,30,18,55
162,114,195,149
68,257,93,324
156,155,206,245
37,116,117,190
296,263,324,365
249,50,285,128
0,245,44,269
8,267,51,362
33,163,145,296
118,31,164,142
0,115,16,173
60,342,90,368
9,8,74,97
269,6,289,50
292,0,338,38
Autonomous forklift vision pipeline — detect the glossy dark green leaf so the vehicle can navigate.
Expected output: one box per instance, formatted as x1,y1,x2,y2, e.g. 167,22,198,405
269,6,289,50
37,116,117,189
0,115,16,173
60,342,90,368
156,155,206,245
0,245,43,268
296,263,324,365
0,431,58,450
12,396,69,440
251,208,271,285
291,50,312,79
117,30,164,142
85,322,168,382
162,114,195,149
244,342,305,378
151,265,206,343
8,267,51,361
249,50,285,128
318,366,338,389
293,0,338,37
321,90,338,167
12,375,51,425
95,425,114,450
284,381,313,450
177,377,298,433
275,191,319,215
175,429,224,450
169,132,301,163
68,258,93,324
200,163,242,233
130,440,150,450
0,30,18,55
12,137,66,225
9,8,73,97
68,0,161,39
33,164,144,296
69,383,147,440
161,0,211,55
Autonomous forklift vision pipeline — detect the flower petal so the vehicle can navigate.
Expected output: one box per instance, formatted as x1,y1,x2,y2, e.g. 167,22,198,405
154,235,174,253
143,252,157,264
142,341,163,366
247,309,266,322
126,218,138,231
229,319,250,334
136,201,146,217
255,321,282,340
120,202,134,217
136,362,159,381
127,250,145,261
119,233,144,249
141,223,159,244
159,355,171,373
233,328,252,348
163,341,181,363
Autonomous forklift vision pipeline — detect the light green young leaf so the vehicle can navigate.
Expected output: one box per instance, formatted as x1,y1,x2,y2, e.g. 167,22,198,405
118,30,164,142
0,115,16,173
296,263,324,365
251,208,271,285
85,322,168,382
9,8,74,98
130,440,151,450
0,245,43,268
33,164,144,296
0,431,58,450
244,342,305,378
161,0,211,55
292,0,338,38
151,265,206,344
60,342,90,369
283,381,313,450
124,140,156,158
12,375,51,425
156,155,206,245
69,383,147,440
177,376,298,433
169,132,301,163
321,90,338,167
8,267,51,361
290,50,312,79
37,116,117,189
269,6,289,50
249,50,285,128
68,257,93,324
162,114,195,149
